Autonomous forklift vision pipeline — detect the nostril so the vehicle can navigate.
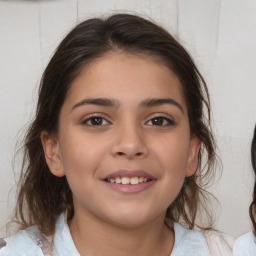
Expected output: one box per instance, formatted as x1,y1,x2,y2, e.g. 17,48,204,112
115,151,144,158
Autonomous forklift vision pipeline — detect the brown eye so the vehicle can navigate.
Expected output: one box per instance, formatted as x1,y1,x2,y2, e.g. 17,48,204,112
146,117,174,126
82,117,109,126
152,117,164,125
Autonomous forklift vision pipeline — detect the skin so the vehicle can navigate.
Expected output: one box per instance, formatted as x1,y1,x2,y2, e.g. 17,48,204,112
41,51,200,255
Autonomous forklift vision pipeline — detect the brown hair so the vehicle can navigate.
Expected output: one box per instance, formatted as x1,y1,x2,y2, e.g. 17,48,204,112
15,13,216,234
249,125,256,234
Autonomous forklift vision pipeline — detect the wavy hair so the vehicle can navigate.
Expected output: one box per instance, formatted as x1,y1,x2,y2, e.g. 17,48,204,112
250,125,256,234
14,13,217,234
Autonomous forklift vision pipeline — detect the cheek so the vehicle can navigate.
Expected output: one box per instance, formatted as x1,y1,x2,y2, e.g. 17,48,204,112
154,134,190,174
58,134,109,203
59,132,109,175
151,133,191,202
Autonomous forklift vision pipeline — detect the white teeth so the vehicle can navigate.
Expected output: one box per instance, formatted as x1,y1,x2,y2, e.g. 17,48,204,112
130,177,139,185
115,177,121,183
121,177,130,185
107,176,150,185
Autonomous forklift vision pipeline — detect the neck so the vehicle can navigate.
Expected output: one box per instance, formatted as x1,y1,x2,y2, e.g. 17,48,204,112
69,210,174,256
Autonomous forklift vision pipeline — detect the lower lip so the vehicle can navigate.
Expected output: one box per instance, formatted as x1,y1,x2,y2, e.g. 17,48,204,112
103,180,155,194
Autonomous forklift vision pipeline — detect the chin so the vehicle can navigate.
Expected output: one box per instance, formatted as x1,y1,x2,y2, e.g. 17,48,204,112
104,207,160,229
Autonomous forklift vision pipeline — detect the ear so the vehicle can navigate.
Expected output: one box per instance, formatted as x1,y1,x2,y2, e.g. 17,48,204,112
186,135,201,177
41,131,65,177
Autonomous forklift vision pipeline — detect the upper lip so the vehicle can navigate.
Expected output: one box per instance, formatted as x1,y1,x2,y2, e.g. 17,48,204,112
103,169,156,180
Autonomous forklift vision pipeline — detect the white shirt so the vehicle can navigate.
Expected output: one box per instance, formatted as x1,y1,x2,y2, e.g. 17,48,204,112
233,232,256,256
0,214,233,256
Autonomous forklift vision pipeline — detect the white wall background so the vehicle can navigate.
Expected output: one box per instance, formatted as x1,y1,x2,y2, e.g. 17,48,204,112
0,0,255,239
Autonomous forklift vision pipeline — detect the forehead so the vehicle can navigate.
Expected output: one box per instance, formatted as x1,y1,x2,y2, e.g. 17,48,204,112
64,51,187,111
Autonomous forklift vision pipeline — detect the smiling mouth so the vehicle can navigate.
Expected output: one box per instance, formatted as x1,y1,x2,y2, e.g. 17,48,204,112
104,176,153,185
102,169,156,193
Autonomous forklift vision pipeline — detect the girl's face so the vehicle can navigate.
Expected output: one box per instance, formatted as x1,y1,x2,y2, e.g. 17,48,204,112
43,51,200,228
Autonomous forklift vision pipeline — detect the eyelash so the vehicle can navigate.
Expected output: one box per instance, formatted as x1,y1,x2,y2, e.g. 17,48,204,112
81,116,110,126
81,115,175,127
145,116,175,126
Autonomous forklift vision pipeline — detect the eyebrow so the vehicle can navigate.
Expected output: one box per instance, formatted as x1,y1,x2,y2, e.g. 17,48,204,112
72,98,120,110
71,97,184,114
140,98,184,114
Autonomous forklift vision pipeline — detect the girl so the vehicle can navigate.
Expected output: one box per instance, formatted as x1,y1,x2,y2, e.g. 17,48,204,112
233,125,256,255
0,14,232,255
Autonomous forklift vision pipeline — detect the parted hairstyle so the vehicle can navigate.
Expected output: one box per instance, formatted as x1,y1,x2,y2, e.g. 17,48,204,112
250,125,256,234
15,13,217,234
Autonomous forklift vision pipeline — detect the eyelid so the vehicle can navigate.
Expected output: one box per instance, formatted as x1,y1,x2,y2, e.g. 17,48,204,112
81,113,112,126
145,114,175,126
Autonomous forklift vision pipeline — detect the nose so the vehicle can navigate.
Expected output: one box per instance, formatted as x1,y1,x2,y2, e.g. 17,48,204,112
110,124,149,160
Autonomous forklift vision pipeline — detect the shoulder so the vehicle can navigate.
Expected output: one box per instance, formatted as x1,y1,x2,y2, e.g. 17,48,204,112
0,226,44,256
233,232,256,256
203,229,234,256
172,223,210,255
172,223,233,256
